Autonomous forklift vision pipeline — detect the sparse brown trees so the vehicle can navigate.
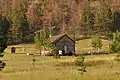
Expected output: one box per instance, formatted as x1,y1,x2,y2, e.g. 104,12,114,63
0,0,120,44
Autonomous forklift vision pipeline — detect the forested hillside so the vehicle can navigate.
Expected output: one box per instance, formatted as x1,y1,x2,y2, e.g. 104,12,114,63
0,0,120,44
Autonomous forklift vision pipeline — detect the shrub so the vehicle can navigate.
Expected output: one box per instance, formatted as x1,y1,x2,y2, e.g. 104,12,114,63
52,47,60,59
75,54,85,66
109,31,120,53
114,54,120,62
75,54,87,73
91,36,103,53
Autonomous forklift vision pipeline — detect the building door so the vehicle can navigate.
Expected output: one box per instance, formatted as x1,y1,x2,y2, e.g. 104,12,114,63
64,46,67,54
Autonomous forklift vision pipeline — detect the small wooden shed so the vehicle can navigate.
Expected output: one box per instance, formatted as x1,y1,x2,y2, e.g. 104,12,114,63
50,34,75,56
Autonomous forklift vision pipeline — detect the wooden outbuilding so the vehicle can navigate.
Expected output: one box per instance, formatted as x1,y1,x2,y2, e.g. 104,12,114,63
50,34,75,56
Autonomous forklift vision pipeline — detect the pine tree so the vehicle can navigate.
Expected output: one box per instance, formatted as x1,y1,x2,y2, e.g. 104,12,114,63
0,15,9,56
82,1,95,35
20,2,29,43
94,1,114,35
8,1,29,44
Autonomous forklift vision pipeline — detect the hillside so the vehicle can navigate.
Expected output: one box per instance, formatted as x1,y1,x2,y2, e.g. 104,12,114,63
0,0,120,44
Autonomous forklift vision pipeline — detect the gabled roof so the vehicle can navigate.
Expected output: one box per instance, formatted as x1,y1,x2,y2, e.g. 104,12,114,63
50,34,75,44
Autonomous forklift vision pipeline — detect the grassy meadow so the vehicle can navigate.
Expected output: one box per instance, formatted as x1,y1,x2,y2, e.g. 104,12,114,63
0,39,120,80
5,39,110,54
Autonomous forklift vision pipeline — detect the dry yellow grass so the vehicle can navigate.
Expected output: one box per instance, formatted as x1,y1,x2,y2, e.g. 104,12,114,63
2,39,119,80
76,39,110,52
5,39,110,54
5,44,38,54
0,53,119,80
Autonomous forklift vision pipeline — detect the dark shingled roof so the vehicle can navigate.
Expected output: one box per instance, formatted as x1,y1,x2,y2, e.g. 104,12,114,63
50,34,75,44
